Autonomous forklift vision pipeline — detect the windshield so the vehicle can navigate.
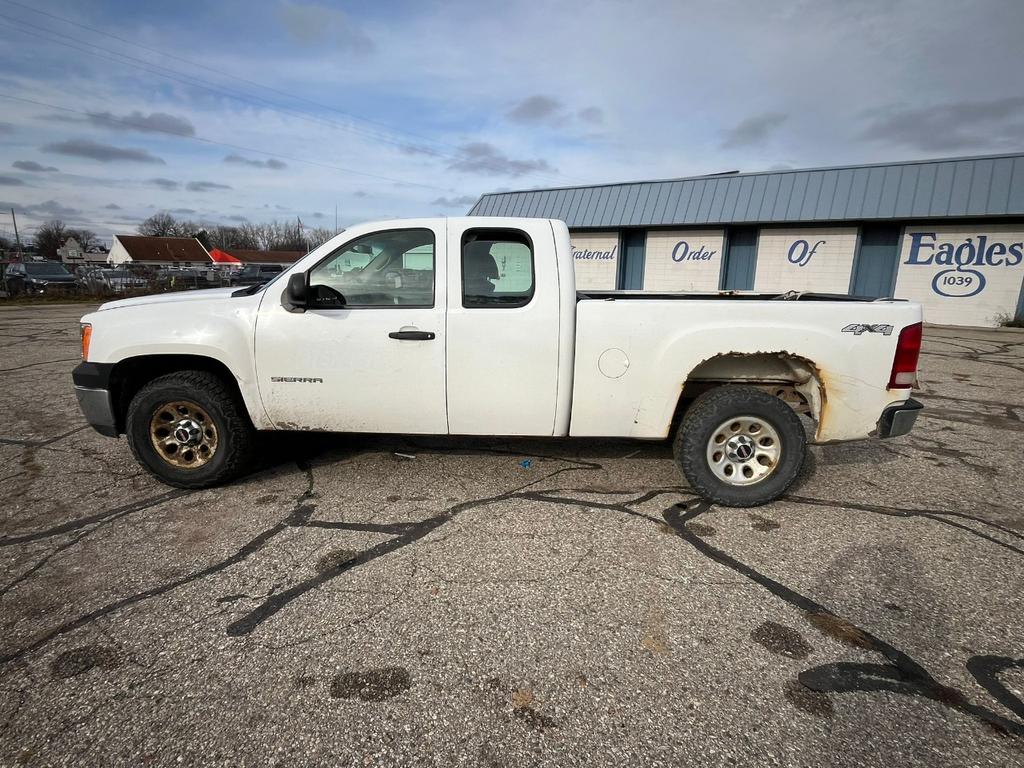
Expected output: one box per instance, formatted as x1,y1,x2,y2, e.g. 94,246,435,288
25,262,71,277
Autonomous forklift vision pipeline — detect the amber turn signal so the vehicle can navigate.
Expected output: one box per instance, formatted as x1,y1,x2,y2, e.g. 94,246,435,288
81,323,92,361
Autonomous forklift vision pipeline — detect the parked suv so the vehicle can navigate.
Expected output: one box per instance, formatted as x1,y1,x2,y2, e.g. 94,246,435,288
4,261,79,296
232,264,283,287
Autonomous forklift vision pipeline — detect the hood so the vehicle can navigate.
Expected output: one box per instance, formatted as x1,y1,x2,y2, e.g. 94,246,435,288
99,287,240,311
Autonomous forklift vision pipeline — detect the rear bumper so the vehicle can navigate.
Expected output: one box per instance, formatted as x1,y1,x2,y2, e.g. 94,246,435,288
877,398,924,438
72,362,118,437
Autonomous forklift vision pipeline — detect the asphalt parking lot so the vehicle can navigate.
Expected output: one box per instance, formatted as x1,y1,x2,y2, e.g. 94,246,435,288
1,303,1022,767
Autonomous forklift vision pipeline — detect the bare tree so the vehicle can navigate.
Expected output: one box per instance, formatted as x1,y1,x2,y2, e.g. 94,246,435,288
67,228,98,250
306,227,334,249
34,220,67,260
268,220,305,251
138,212,178,237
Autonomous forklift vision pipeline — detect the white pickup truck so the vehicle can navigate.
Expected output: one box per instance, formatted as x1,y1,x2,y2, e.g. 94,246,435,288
72,217,923,506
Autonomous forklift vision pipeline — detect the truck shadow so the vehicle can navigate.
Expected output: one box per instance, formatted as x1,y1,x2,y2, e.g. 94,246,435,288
252,431,677,475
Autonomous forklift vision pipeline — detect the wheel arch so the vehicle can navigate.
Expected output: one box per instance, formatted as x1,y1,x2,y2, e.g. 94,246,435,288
671,352,825,438
108,354,252,434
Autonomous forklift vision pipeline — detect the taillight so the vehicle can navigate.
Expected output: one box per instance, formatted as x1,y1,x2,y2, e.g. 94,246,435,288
81,323,92,361
887,321,921,389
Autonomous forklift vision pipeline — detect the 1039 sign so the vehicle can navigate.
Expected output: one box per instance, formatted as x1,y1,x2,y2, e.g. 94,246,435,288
904,232,1024,298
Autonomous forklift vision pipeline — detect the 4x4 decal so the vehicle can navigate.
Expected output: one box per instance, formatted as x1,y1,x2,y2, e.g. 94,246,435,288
841,323,894,336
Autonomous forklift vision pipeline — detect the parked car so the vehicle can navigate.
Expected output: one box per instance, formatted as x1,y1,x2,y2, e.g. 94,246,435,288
232,263,284,287
72,217,924,506
78,267,148,294
153,267,216,291
4,261,79,296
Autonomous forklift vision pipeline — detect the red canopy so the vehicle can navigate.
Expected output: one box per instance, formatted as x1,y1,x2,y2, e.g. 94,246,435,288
209,248,242,264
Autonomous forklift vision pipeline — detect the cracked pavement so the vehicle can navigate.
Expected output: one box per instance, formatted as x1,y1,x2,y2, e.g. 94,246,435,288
1,303,1023,767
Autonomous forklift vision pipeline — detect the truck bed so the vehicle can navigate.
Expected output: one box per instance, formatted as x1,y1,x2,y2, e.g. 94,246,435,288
576,290,887,302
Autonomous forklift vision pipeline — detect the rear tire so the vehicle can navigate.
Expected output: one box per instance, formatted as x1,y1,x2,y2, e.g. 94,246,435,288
674,385,806,507
126,371,256,489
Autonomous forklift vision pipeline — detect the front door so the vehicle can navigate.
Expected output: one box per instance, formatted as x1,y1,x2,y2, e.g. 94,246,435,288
255,224,448,434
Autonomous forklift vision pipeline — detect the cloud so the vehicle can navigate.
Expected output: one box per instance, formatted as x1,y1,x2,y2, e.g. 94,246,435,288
148,177,180,191
0,122,13,134
87,110,196,137
223,153,287,170
172,208,197,214
103,203,122,210
187,181,232,192
507,95,563,123
0,199,82,218
398,143,439,157
859,97,1024,152
720,112,788,149
0,176,26,186
277,2,374,51
226,214,248,222
12,160,59,172
506,96,605,129
447,142,554,177
431,195,478,207
353,190,368,198
42,138,166,164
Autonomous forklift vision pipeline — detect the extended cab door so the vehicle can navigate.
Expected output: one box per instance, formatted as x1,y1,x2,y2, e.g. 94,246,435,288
255,223,448,433
445,220,563,435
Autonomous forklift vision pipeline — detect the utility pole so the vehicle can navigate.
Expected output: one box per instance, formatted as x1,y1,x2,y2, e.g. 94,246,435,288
10,208,22,259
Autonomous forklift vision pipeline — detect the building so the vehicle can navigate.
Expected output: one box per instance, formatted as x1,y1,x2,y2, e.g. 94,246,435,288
469,152,1024,327
56,238,107,265
208,248,305,267
57,237,84,265
107,235,211,267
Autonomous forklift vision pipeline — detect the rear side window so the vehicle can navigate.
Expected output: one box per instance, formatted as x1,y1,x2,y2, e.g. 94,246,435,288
461,229,534,308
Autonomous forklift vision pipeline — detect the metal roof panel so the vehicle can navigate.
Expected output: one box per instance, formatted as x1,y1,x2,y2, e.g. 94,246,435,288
466,152,1024,225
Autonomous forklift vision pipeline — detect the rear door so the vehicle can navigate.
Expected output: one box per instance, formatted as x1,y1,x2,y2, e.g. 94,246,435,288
445,220,562,435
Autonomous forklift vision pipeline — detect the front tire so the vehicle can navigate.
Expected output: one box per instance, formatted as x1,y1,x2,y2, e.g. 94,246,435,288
126,371,256,489
674,386,806,507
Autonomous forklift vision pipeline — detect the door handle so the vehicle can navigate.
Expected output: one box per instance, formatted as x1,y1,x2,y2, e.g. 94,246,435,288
388,330,435,340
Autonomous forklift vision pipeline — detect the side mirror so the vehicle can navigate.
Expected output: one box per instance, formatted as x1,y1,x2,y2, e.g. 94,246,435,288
283,272,308,312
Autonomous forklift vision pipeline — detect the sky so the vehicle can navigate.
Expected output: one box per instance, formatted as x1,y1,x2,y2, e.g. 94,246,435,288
1,0,1023,243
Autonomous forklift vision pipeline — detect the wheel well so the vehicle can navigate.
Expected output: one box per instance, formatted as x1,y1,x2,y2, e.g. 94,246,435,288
109,355,245,434
670,352,824,434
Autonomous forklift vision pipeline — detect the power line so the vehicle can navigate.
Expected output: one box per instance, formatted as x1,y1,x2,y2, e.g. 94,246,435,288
0,92,449,191
0,14,434,158
0,4,576,184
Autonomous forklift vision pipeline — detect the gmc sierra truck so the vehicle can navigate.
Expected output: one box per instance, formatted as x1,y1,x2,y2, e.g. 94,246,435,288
72,217,923,506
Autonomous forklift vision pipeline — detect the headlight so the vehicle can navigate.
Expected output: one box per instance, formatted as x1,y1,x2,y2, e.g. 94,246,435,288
81,323,92,361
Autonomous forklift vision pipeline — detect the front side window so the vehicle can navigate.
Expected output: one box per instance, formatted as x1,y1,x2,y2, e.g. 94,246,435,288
309,228,435,307
461,229,534,308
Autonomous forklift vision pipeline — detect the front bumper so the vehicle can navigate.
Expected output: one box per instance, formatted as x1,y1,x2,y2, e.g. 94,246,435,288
877,398,924,438
72,362,118,437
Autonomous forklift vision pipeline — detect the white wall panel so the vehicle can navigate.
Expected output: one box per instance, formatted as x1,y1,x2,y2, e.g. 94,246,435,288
571,232,619,290
754,227,858,294
643,230,724,291
893,224,1024,326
